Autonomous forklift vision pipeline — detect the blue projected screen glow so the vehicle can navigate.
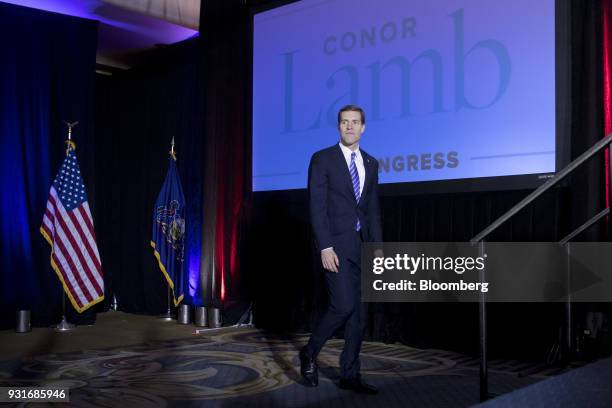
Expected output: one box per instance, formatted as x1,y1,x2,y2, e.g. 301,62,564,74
252,0,556,192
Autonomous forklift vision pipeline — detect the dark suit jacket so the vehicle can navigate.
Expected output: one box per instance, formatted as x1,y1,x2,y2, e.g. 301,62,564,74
308,144,382,258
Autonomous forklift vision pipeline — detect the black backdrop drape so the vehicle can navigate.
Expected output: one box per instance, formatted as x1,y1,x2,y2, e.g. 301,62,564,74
0,4,98,329
199,0,251,318
93,3,252,319
93,2,253,319
95,38,205,314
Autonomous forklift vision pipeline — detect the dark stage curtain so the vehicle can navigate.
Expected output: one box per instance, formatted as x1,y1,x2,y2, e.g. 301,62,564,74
604,0,612,206
94,38,205,314
247,0,609,361
0,4,98,329
199,1,251,320
92,1,253,321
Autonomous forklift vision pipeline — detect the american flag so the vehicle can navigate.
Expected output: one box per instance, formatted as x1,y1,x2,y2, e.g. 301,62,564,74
40,147,104,312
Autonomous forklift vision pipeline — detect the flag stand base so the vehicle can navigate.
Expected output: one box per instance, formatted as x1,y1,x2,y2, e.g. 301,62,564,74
158,287,174,320
158,312,174,321
110,295,118,311
54,315,75,332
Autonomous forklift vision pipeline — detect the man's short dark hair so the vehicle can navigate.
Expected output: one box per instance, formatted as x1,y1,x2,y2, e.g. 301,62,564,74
337,104,365,125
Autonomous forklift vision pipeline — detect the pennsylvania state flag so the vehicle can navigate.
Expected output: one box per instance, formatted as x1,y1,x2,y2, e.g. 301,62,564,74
150,153,185,306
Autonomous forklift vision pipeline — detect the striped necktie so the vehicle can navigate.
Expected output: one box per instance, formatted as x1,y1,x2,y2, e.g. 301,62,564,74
349,152,361,231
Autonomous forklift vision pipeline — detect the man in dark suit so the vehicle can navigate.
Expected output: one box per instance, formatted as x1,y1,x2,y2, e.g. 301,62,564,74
300,104,382,394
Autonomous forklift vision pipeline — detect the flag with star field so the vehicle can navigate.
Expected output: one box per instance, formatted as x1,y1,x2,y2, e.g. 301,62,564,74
40,147,104,313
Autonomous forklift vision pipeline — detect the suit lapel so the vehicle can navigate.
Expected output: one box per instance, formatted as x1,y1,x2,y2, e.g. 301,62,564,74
361,152,371,203
334,144,355,198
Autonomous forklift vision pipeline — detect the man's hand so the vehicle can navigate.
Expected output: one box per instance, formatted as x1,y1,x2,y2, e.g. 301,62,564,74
321,248,339,273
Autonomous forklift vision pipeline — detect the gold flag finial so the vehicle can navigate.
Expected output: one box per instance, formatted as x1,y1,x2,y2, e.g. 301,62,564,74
63,121,79,155
170,137,176,160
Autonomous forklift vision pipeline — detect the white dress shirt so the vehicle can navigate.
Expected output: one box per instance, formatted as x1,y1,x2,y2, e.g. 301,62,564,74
338,142,365,196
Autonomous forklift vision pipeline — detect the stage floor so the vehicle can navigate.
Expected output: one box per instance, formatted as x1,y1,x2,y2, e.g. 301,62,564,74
0,311,581,407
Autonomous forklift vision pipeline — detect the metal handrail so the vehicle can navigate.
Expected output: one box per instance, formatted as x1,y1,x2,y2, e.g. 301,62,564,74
471,133,612,243
559,207,610,245
470,132,612,401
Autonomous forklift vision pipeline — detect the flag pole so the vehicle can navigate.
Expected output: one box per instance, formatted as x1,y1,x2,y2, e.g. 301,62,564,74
55,121,79,332
159,137,176,320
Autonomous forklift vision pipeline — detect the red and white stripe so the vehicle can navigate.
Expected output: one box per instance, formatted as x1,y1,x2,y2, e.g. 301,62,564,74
41,186,103,310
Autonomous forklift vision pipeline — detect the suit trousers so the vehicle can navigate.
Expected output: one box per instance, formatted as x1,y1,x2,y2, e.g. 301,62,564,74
305,231,367,379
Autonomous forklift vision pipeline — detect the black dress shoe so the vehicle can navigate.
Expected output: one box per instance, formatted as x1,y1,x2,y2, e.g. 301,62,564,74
338,377,378,394
299,348,318,387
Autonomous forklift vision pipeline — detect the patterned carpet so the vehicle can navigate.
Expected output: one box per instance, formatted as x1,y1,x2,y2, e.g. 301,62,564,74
0,327,555,407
